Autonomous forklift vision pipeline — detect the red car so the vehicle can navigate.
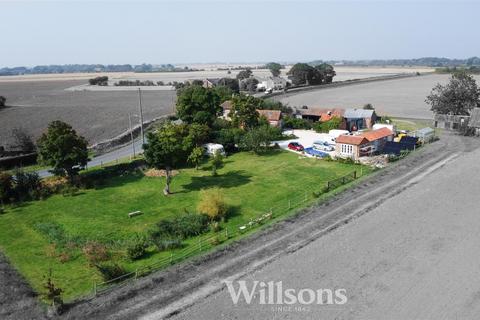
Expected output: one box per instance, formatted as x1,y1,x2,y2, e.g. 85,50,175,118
288,142,304,151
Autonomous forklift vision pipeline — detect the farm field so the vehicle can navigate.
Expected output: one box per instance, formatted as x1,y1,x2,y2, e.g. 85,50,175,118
276,73,480,120
0,150,367,301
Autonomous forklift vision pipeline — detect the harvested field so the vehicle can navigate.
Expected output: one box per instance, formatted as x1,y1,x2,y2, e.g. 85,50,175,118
276,74,480,119
0,80,176,147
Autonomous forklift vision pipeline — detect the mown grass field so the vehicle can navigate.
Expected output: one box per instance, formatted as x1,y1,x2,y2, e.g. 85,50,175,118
0,150,368,301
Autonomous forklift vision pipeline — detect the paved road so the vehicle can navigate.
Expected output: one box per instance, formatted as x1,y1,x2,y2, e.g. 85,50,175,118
37,139,144,178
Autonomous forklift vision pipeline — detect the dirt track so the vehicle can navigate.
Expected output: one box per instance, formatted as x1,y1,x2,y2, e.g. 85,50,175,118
47,132,477,320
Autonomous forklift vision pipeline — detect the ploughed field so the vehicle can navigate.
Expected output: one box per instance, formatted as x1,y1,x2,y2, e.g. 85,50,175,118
0,80,176,147
0,151,367,301
276,74,480,120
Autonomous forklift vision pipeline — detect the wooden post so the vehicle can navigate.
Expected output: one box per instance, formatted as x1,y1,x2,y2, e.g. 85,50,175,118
199,238,202,251
135,268,138,280
353,170,357,179
304,191,307,202
93,281,97,296
170,252,173,264
225,227,228,239
288,200,291,209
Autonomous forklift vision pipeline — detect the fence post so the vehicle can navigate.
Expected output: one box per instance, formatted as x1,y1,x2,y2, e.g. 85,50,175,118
353,170,357,179
198,238,202,251
170,252,173,264
93,281,97,296
288,199,291,209
135,268,138,280
304,191,307,202
225,227,228,239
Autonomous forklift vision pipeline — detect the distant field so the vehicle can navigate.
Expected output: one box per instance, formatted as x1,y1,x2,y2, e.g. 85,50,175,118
0,66,434,147
275,73,480,120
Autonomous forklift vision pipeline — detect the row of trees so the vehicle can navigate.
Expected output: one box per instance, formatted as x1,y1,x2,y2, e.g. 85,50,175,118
0,96,5,107
287,63,336,86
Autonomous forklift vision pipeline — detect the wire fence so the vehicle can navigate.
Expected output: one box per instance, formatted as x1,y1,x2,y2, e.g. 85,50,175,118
91,169,362,297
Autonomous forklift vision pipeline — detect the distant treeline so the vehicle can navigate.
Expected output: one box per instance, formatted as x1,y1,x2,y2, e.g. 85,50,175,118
318,57,480,67
0,63,202,76
435,66,480,74
89,76,109,86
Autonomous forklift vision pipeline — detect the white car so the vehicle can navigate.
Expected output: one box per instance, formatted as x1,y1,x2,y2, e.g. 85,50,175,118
313,141,334,152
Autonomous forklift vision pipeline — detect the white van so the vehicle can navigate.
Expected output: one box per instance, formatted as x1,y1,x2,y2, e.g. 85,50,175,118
203,143,226,156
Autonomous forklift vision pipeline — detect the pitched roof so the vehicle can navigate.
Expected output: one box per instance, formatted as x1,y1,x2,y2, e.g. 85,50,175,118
361,127,393,142
468,108,480,127
299,108,344,118
336,135,369,145
220,100,233,110
344,108,375,119
257,109,282,121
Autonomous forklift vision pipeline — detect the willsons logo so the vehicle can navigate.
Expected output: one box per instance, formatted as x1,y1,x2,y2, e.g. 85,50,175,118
224,280,347,306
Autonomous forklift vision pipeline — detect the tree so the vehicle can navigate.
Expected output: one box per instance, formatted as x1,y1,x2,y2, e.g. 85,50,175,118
0,171,14,204
426,71,480,115
287,63,322,86
266,62,282,77
37,121,88,181
144,123,206,195
43,269,63,308
314,63,336,83
239,126,274,154
363,103,374,110
188,146,204,170
213,85,235,102
230,95,260,129
10,127,36,153
0,96,6,107
176,86,221,126
217,78,239,93
210,151,224,176
197,187,227,221
314,116,343,133
236,68,252,80
240,77,259,92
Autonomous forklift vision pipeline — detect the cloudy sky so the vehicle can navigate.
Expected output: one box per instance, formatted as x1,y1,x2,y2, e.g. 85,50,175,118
1,0,479,67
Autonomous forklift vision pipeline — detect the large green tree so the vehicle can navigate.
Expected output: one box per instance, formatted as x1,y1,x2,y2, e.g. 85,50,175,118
236,68,253,80
229,95,260,129
287,63,322,86
266,62,282,77
143,123,209,195
37,121,88,180
0,96,6,107
426,71,480,115
176,86,221,126
314,63,336,84
217,78,239,93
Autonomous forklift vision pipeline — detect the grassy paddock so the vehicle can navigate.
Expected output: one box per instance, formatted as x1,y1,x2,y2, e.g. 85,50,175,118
0,150,369,301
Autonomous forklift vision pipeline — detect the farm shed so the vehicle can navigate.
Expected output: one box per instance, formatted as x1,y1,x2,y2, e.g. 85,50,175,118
335,135,369,160
433,113,469,130
343,108,377,131
414,127,435,143
362,127,394,153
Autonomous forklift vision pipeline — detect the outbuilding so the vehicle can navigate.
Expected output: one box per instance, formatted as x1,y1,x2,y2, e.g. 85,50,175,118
335,135,369,160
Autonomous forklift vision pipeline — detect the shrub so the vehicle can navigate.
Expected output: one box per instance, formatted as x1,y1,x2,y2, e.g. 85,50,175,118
197,188,228,221
43,270,63,307
210,151,224,176
126,235,148,260
151,238,182,252
95,263,127,282
282,115,312,129
0,171,15,203
314,116,343,133
13,169,41,201
82,242,109,265
213,128,244,152
149,213,210,243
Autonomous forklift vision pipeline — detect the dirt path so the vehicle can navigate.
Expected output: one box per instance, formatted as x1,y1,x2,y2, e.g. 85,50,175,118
0,253,47,320
58,132,476,320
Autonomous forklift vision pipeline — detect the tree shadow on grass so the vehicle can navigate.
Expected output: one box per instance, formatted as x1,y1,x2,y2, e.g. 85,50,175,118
225,204,242,221
180,170,252,192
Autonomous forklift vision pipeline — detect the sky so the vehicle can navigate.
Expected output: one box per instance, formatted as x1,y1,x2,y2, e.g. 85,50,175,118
1,0,479,67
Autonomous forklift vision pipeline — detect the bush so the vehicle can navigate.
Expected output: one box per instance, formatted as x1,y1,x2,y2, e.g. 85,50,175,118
82,242,109,265
239,126,278,154
0,171,15,203
213,128,244,152
149,213,210,241
197,188,228,221
314,116,343,133
95,262,127,282
151,238,182,251
126,235,148,260
282,115,312,129
13,169,41,201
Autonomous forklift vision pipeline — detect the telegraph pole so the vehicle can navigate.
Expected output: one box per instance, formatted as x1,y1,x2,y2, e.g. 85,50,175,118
138,88,145,145
128,113,136,158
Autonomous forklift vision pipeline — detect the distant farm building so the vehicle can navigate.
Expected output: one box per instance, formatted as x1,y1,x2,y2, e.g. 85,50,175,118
343,109,377,131
433,113,470,130
467,108,480,135
257,109,283,127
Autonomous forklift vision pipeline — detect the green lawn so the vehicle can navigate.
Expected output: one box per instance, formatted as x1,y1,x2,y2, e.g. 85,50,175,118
0,150,368,301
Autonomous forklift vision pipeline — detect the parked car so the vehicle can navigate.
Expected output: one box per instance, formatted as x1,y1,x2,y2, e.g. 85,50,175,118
305,147,329,158
288,142,304,151
203,143,226,156
313,141,334,152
